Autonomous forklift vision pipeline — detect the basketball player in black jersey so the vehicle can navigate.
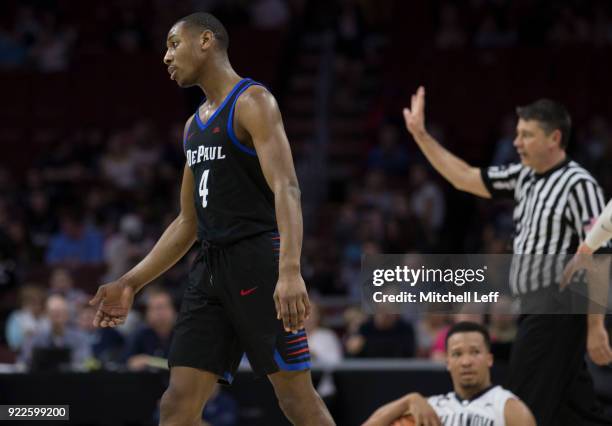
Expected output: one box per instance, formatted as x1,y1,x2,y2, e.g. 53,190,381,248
89,13,335,426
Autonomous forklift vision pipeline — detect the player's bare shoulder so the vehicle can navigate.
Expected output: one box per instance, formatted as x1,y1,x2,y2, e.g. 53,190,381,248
233,83,284,145
237,84,276,110
504,397,536,426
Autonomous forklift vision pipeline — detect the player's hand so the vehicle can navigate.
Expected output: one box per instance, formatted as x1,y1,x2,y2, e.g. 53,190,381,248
404,394,441,426
403,86,427,138
89,280,135,328
587,322,612,366
560,242,594,291
273,273,311,333
390,417,414,426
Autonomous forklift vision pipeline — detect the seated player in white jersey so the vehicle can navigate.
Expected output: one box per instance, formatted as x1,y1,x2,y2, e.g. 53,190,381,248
362,322,536,426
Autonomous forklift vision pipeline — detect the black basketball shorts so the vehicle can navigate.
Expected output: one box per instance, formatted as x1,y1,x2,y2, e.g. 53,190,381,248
168,231,311,384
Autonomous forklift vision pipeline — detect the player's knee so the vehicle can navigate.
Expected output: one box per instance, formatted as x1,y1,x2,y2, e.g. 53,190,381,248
159,386,202,425
276,392,303,420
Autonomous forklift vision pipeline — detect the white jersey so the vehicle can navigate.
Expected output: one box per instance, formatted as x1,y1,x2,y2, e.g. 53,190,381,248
427,385,516,426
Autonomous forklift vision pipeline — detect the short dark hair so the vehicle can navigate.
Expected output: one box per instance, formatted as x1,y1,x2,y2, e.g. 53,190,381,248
445,321,491,351
176,12,229,51
516,99,572,149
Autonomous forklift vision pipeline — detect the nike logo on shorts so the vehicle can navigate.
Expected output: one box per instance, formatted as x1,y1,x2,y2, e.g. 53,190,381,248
240,286,258,296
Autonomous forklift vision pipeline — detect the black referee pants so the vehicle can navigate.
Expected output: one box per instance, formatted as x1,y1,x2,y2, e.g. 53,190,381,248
506,314,611,426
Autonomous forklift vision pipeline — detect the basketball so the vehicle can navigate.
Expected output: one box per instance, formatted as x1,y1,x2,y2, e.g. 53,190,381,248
390,414,415,426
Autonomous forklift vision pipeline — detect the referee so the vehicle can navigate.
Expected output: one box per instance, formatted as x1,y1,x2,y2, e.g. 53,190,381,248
402,86,612,426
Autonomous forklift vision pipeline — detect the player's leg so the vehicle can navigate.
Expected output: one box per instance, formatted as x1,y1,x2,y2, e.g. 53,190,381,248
268,369,335,426
215,233,334,425
159,366,218,426
163,249,243,425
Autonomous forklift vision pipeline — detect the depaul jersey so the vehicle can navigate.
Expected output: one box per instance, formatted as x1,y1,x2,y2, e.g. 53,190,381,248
427,385,516,426
183,78,277,245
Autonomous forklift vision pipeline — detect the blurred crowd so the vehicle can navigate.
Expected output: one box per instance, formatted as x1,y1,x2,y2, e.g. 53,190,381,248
431,0,612,49
4,0,612,70
0,0,300,71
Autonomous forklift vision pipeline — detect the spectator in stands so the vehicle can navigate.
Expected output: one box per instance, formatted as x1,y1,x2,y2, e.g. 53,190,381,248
249,0,290,30
341,240,381,301
123,288,176,370
109,8,148,52
45,208,104,266
384,194,426,253
334,0,366,106
30,24,76,72
5,284,49,352
13,4,40,49
360,170,392,212
78,305,125,365
491,115,520,165
25,190,56,262
415,313,449,358
345,312,415,358
489,296,517,344
3,218,33,264
408,164,445,235
99,131,138,190
487,296,517,364
343,305,367,336
0,211,17,295
474,13,517,48
435,3,467,49
305,301,343,364
0,24,27,69
103,213,152,282
20,294,92,369
131,120,163,169
48,267,88,320
367,123,410,176
430,304,485,362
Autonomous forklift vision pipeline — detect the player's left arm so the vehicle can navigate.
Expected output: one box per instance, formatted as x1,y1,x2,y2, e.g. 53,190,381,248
234,85,310,333
504,398,536,426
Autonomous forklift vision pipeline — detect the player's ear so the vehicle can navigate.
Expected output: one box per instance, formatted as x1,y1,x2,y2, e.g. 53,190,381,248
487,352,493,368
200,30,214,50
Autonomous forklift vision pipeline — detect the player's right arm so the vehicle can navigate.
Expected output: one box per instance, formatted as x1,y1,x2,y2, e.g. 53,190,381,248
403,86,491,198
90,118,198,328
561,197,612,365
504,398,536,426
362,393,441,426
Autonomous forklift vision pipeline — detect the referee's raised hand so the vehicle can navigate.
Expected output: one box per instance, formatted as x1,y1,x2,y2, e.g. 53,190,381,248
89,280,135,328
403,86,427,137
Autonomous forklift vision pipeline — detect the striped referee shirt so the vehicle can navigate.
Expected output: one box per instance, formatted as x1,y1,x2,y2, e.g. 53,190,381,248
481,158,610,294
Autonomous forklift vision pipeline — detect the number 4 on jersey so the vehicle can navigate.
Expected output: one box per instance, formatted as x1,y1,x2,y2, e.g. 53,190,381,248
199,169,209,208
